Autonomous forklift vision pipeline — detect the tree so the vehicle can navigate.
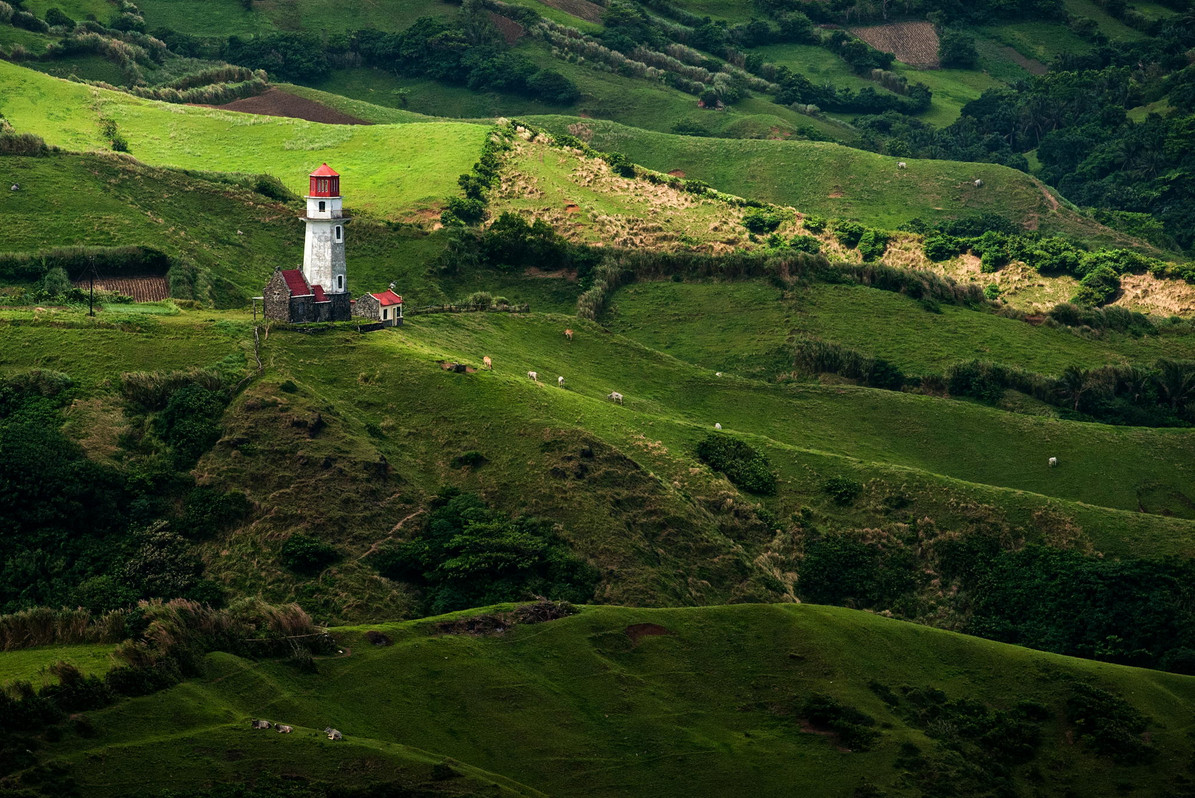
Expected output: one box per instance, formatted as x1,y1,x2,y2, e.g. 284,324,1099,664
938,29,979,69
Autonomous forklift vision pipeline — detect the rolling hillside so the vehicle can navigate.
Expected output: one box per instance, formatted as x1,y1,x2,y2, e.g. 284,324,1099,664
14,603,1195,797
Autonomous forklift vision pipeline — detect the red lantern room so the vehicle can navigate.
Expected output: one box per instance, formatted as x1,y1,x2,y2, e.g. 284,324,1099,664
308,163,340,198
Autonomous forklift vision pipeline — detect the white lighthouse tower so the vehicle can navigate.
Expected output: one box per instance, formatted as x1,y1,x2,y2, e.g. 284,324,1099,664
302,163,347,295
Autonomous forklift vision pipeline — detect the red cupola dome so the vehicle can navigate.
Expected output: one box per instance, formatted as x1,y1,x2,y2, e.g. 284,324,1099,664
308,163,340,197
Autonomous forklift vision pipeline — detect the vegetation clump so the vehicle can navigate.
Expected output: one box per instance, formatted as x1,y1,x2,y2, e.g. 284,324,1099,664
695,433,776,495
369,489,599,615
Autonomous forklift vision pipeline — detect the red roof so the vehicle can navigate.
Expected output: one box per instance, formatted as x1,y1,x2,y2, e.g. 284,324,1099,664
312,284,328,302
310,163,339,177
371,289,403,306
280,269,311,296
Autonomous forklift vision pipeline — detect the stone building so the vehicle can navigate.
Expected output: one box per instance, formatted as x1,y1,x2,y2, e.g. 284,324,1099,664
352,289,404,327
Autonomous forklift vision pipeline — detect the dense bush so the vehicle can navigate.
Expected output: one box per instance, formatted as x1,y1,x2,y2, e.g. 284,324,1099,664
856,228,888,261
1066,683,1155,764
833,219,865,248
369,489,599,615
801,694,880,750
695,433,777,495
742,209,784,234
279,534,341,576
799,533,918,610
155,383,229,467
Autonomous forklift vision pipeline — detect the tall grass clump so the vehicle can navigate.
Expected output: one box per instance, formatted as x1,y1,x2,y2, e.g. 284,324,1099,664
791,339,905,390
0,607,128,651
119,367,226,412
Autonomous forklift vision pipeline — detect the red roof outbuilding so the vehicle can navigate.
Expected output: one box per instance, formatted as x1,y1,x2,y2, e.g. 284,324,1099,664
371,290,403,306
280,269,312,296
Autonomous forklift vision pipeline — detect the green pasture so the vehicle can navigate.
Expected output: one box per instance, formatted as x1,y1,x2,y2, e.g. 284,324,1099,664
0,644,117,688
37,604,1195,797
0,61,488,218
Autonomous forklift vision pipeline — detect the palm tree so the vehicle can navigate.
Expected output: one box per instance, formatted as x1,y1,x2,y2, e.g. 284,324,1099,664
1057,365,1090,412
1155,359,1195,411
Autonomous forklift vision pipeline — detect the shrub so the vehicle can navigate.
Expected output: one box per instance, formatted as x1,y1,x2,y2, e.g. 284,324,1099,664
789,234,821,253
695,433,777,495
1073,265,1120,307
801,694,880,751
44,7,75,27
833,219,865,248
802,215,827,234
369,489,599,615
822,476,862,505
279,534,340,576
923,234,964,262
856,229,888,261
742,210,784,234
1067,683,1155,764
450,450,488,469
442,196,486,226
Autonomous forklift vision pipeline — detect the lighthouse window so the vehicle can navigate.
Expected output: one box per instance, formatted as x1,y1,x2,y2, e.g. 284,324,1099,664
318,201,326,212
337,275,344,290
335,226,342,241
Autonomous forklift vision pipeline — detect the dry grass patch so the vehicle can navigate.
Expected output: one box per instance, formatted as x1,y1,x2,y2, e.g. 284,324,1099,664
851,22,941,68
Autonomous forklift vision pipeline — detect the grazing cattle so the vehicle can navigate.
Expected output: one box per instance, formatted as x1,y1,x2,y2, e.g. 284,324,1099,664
276,725,293,734
564,329,574,341
897,162,906,169
607,391,623,405
250,720,272,730
483,355,492,370
1049,457,1058,467
10,184,18,191
974,179,984,187
325,728,343,741
714,423,722,430
528,371,538,382
715,372,723,377
558,376,565,387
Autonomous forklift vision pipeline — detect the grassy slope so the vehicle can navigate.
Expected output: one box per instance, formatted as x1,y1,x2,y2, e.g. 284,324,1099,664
0,61,488,218
525,115,1108,236
606,280,1195,377
31,604,1195,797
5,301,1192,623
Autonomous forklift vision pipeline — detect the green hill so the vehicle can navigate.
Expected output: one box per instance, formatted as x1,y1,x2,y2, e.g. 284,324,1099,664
0,60,486,218
17,603,1195,798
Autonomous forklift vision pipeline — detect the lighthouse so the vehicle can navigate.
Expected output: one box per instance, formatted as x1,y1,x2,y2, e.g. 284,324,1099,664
303,163,347,295
260,164,356,324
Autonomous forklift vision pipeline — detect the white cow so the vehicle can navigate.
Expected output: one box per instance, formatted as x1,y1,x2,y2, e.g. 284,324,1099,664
897,162,907,169
1048,457,1058,467
558,376,565,387
607,391,624,405
527,371,538,382
974,179,984,187
714,423,722,430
